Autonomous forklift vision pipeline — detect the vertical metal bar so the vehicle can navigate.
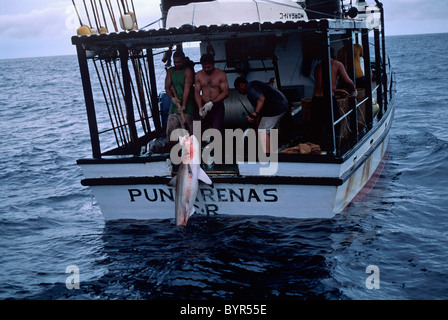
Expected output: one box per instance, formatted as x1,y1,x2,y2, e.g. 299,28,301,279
320,23,336,155
272,56,282,90
380,4,388,110
374,28,383,118
345,31,356,83
76,44,101,158
345,30,359,145
362,29,373,129
119,48,140,154
146,47,162,133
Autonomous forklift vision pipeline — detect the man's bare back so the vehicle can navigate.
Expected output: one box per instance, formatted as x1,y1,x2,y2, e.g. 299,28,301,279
313,59,355,97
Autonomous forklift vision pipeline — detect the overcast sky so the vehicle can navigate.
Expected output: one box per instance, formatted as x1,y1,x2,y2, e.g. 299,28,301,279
0,0,447,59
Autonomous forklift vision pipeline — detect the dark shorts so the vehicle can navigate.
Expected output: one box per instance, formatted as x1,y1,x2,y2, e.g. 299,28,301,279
202,101,225,133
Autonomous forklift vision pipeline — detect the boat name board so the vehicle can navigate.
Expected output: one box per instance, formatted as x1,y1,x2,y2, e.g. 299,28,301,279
128,187,279,215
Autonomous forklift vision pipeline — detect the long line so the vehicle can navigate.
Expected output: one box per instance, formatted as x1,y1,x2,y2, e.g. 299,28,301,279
93,59,120,146
132,53,151,134
129,0,138,27
82,0,93,28
129,55,147,134
98,0,109,31
108,60,130,143
89,0,100,31
102,59,126,145
105,0,118,32
72,0,83,26
138,52,153,132
100,59,126,145
112,58,131,142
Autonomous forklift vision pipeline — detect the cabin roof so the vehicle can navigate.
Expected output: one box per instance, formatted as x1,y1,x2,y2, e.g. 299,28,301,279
71,19,369,51
165,0,308,29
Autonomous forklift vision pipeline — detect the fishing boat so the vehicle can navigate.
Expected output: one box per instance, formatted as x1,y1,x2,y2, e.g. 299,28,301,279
72,0,395,221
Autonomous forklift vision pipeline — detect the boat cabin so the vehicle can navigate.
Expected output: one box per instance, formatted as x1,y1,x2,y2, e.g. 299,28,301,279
72,0,393,165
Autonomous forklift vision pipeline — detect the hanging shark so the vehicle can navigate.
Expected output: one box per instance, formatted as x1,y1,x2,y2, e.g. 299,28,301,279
170,135,213,226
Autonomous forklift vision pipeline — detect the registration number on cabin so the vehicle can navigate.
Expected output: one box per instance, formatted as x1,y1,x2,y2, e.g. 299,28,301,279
279,12,305,20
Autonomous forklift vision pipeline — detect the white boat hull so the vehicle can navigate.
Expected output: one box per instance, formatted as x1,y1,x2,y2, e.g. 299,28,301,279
79,107,393,221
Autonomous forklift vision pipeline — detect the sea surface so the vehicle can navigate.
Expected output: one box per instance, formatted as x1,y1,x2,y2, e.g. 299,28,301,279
0,33,447,302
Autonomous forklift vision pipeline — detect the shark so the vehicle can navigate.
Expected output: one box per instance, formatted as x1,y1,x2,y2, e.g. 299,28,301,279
170,135,213,226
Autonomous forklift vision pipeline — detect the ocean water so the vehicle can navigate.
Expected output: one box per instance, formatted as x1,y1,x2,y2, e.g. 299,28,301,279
0,33,447,302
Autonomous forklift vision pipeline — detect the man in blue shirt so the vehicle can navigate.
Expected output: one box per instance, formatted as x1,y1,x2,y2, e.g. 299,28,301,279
234,77,288,153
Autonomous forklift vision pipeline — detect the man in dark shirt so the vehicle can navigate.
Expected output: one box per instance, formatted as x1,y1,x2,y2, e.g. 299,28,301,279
234,77,288,153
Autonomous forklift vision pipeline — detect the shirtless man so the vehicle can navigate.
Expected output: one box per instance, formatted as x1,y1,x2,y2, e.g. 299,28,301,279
310,48,357,150
194,54,229,133
313,51,356,97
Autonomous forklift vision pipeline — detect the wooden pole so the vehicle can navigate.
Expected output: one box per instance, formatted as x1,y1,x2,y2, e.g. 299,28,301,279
76,45,101,158
98,0,109,31
82,0,93,28
146,48,162,133
100,59,126,145
105,0,118,32
119,49,140,155
72,0,84,26
129,0,138,28
171,85,190,133
138,56,153,134
111,59,130,142
89,0,100,31
106,60,128,144
93,60,120,147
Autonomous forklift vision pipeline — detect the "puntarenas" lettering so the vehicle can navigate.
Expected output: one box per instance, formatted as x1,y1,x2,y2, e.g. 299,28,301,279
128,188,278,203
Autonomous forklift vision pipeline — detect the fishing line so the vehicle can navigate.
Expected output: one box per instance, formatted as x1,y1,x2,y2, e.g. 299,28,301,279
112,58,131,142
89,0,99,31
105,0,118,32
93,59,121,146
98,0,109,31
82,0,93,28
137,54,153,132
116,0,124,29
139,18,162,31
129,0,138,28
72,0,84,26
129,55,148,135
103,59,127,145
108,59,130,143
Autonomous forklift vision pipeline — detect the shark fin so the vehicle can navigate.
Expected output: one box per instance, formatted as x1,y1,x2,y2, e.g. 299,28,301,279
198,168,213,185
188,206,196,218
168,176,177,187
